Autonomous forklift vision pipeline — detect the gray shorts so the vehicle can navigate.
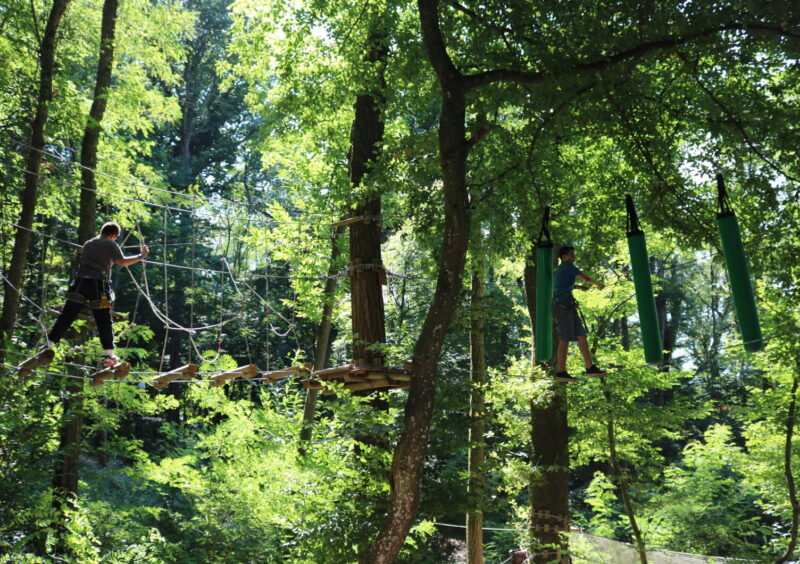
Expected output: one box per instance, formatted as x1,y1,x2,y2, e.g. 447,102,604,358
552,302,587,342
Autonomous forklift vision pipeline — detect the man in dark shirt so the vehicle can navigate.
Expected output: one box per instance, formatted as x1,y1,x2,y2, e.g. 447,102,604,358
552,245,605,382
44,222,149,367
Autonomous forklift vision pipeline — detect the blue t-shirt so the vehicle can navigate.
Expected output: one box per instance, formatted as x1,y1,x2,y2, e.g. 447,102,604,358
554,262,581,304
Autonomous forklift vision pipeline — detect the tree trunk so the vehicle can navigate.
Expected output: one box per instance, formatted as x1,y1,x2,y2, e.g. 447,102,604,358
367,1,471,560
348,28,389,367
299,227,343,448
52,379,84,508
600,378,648,564
776,372,800,564
0,0,70,340
78,0,118,243
467,265,486,564
53,0,118,532
523,246,570,563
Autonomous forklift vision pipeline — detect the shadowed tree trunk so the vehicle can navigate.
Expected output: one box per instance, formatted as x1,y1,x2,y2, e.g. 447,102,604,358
348,27,389,368
467,262,487,564
367,1,471,561
299,227,343,449
776,370,800,564
77,0,118,243
523,245,570,563
53,0,118,531
0,0,70,342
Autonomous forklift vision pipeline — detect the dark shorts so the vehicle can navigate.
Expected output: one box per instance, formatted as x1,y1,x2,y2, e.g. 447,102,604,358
552,301,586,342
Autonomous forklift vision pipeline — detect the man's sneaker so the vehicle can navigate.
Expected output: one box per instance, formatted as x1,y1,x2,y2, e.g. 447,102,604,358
101,354,120,369
585,364,606,376
554,371,579,383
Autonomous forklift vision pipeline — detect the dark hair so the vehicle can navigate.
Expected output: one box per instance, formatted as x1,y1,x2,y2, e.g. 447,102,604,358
100,222,121,237
558,245,575,259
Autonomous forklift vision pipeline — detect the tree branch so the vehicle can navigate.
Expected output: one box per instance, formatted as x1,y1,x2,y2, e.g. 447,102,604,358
464,23,799,92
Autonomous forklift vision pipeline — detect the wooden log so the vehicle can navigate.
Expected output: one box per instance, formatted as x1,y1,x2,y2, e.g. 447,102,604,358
387,374,412,382
343,379,393,392
91,362,130,387
313,365,353,379
330,215,381,228
209,364,258,387
18,348,55,378
154,364,198,389
341,373,370,383
262,365,311,382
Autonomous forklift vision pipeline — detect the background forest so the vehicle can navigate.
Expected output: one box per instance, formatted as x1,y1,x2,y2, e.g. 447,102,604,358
2,0,800,562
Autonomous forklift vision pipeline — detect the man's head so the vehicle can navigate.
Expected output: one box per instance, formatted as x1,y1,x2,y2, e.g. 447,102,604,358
558,245,576,262
100,222,121,239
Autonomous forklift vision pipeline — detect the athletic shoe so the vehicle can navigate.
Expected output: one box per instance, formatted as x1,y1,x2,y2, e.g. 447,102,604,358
101,354,120,369
585,364,606,376
554,371,579,383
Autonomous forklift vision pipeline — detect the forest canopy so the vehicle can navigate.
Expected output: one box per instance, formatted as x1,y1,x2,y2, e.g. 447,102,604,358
2,0,800,562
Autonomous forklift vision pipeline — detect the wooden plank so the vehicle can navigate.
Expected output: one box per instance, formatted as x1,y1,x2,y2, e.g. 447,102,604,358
18,348,55,378
263,365,310,382
313,365,353,378
209,364,258,387
343,379,393,392
341,373,369,383
91,362,130,387
330,216,364,228
154,364,198,389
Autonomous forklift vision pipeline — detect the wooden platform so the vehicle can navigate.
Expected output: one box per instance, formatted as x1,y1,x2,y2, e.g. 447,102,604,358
301,363,411,394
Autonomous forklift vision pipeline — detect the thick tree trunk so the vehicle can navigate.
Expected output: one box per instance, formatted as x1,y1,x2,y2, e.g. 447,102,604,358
53,0,118,529
776,372,800,564
78,0,118,243
0,0,70,340
299,227,343,448
348,29,389,367
52,380,84,507
523,247,570,563
467,267,486,564
367,1,471,560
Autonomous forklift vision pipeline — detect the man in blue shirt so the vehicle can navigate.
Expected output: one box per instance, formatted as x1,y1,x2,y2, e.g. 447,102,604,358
553,245,605,382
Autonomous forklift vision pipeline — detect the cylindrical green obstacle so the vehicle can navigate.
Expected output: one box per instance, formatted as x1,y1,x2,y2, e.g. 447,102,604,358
626,195,663,364
715,175,764,352
535,207,554,363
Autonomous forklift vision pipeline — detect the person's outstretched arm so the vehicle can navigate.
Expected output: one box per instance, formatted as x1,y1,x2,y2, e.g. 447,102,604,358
577,272,604,291
115,245,149,267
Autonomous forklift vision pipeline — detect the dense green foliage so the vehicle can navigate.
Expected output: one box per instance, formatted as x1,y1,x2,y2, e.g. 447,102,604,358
2,0,800,562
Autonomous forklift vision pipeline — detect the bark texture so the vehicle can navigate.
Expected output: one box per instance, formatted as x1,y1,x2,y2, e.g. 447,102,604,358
78,0,118,243
299,228,343,447
776,373,800,564
348,29,389,367
367,1,471,561
467,268,486,564
1,0,70,339
523,247,570,563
